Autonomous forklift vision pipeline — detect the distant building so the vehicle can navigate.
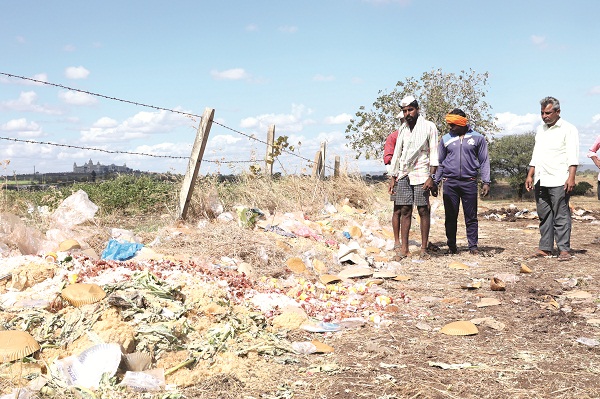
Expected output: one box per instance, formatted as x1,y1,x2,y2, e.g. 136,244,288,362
73,159,132,174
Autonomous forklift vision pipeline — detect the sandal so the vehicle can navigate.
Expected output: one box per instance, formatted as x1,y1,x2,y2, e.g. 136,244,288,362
529,249,552,259
391,253,408,262
558,252,572,262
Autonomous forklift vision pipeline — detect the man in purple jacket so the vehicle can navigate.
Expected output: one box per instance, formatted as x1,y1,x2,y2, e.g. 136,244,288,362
434,109,490,255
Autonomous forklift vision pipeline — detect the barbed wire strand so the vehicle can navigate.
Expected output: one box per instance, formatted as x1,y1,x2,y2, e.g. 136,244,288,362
0,136,260,164
1,72,333,171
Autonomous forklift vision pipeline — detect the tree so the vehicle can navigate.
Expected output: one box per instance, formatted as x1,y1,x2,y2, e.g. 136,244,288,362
345,69,499,161
488,132,536,200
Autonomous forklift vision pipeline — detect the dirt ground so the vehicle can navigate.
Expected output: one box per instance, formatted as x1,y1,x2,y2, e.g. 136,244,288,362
3,194,600,399
177,197,600,399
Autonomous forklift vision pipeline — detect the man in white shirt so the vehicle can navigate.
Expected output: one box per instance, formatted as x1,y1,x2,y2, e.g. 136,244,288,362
525,96,579,261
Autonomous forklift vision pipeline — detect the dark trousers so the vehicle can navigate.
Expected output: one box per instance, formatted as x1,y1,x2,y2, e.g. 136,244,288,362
443,178,479,250
534,182,571,252
597,180,600,200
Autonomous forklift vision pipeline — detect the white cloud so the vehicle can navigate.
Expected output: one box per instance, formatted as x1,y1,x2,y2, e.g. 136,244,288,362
0,118,43,138
239,104,314,133
313,74,335,82
278,25,298,34
80,110,189,143
58,90,98,106
0,91,61,115
16,36,26,44
495,112,539,136
589,86,600,95
246,24,258,32
324,113,352,125
65,66,90,79
210,68,250,81
531,35,547,48
210,134,243,146
63,44,76,52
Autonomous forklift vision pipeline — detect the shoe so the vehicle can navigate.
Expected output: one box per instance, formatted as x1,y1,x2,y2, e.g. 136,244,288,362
469,249,479,255
446,246,458,255
529,249,552,259
427,242,441,252
557,251,572,262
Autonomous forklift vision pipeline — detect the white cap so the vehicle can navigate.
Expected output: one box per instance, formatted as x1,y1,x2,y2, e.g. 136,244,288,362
400,95,417,107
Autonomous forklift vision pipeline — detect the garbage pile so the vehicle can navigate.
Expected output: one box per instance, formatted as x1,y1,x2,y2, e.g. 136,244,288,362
1,191,411,397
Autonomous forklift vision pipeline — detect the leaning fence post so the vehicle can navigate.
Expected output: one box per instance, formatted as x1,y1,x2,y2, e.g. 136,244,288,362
265,125,275,176
334,155,340,178
178,107,214,220
319,141,326,180
312,150,322,179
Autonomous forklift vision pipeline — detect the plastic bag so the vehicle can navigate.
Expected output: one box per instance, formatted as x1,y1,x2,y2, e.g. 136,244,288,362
51,190,98,229
101,239,143,261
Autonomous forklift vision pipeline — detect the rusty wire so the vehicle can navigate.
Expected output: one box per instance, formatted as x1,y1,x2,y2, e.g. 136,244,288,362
1,72,332,170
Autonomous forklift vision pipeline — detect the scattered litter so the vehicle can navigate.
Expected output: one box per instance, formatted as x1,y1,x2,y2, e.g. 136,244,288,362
576,337,600,347
429,362,478,369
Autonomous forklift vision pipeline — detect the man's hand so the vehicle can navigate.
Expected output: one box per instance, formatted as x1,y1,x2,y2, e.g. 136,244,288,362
525,175,534,192
388,177,396,195
422,177,435,192
564,176,576,193
481,183,490,197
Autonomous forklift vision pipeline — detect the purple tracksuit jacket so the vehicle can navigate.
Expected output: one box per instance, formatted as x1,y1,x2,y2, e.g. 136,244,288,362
434,129,491,184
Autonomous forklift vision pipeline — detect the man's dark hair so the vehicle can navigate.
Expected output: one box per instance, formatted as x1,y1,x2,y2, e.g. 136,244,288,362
448,108,467,117
408,100,419,108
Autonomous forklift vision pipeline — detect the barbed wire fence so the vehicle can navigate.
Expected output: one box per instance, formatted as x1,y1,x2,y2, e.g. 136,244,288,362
0,72,335,174
0,72,343,218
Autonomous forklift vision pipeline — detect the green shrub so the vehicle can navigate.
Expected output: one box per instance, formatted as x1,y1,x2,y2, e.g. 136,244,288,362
572,181,593,196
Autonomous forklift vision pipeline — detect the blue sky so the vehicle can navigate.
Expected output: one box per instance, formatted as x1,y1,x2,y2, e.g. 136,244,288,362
1,0,599,176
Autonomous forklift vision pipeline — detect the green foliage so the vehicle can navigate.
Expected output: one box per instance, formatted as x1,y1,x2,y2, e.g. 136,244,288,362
572,181,593,196
489,132,535,199
67,174,176,215
345,68,499,160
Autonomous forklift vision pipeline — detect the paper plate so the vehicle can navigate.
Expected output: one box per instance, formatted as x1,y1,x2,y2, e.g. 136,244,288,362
365,246,380,254
338,267,373,279
440,321,479,336
565,290,593,299
319,274,341,284
122,352,152,371
58,239,81,252
0,330,41,363
348,226,362,238
490,277,506,291
312,259,327,274
520,263,532,273
393,275,412,281
366,279,384,286
449,261,469,270
311,340,334,353
372,271,397,279
286,257,306,273
61,283,106,307
477,297,501,308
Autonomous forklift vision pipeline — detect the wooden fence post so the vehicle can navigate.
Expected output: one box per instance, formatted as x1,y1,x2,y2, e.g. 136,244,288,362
178,107,215,220
319,141,326,180
334,155,340,178
265,125,275,176
312,150,322,179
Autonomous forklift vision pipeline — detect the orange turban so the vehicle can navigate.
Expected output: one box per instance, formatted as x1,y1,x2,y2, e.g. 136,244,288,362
445,114,468,126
